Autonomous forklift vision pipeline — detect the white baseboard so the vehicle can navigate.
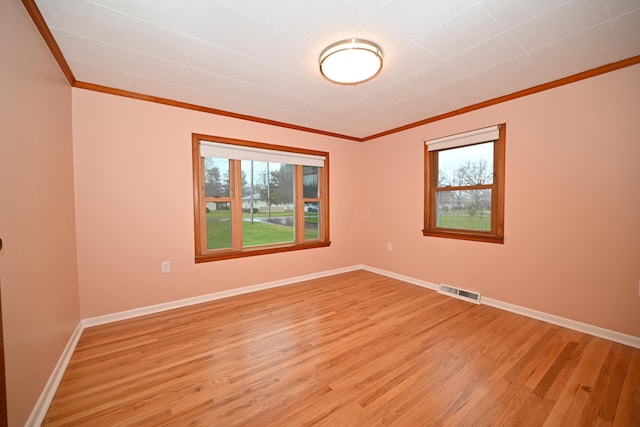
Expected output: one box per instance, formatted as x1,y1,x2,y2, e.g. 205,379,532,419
481,297,640,349
362,265,640,349
28,263,640,425
25,321,84,427
360,265,440,291
27,265,362,425
82,265,362,328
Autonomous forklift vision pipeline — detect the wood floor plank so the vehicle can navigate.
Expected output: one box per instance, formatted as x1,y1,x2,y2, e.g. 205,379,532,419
532,340,580,399
43,270,640,426
612,349,640,426
543,337,612,426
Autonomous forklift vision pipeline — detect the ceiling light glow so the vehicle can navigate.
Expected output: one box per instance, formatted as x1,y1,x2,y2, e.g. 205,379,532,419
319,39,383,85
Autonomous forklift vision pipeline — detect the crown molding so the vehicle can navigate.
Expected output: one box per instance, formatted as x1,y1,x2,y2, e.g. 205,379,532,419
21,1,640,142
362,55,640,141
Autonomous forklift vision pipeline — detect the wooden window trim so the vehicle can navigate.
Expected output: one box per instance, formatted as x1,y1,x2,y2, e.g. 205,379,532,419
193,134,330,262
423,124,505,244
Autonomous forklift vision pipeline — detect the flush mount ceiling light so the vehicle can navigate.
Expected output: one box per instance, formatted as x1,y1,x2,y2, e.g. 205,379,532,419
319,38,383,85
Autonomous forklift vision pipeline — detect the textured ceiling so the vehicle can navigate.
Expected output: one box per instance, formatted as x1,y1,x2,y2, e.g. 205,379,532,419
34,0,640,139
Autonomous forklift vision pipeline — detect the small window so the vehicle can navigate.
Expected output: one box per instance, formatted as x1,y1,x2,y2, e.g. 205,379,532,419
423,124,505,243
193,134,330,262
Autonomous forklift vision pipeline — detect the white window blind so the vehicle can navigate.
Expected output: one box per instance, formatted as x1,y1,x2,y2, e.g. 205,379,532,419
199,141,325,168
425,125,500,151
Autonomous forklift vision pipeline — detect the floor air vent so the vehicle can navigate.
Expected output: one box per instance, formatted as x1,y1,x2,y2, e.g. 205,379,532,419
438,284,481,304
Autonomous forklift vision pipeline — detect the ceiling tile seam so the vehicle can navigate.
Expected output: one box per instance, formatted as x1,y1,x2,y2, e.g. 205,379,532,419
608,17,623,46
176,68,296,102
56,31,125,72
50,28,178,73
342,84,432,109
365,16,427,57
478,1,507,31
465,54,528,86
362,55,640,141
202,1,280,56
503,30,543,69
603,0,614,20
417,77,481,101
543,43,625,76
83,0,221,37
74,80,364,141
401,60,488,95
437,32,524,77
35,1,638,142
475,1,540,70
192,0,211,42
176,67,350,114
601,0,640,20
225,91,351,119
497,0,575,32
346,0,392,17
212,0,287,29
405,11,527,71
68,57,192,90
55,24,313,87
333,100,394,117
527,20,620,57
85,0,279,43
616,5,640,17
407,40,447,64
407,1,483,43
70,55,640,144
84,0,291,73
610,9,640,45
78,1,206,64
218,94,321,121
70,59,303,112
360,15,411,48
390,42,451,85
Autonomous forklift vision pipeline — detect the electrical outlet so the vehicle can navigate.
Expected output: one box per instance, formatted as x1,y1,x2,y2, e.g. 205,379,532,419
386,242,392,251
161,261,170,274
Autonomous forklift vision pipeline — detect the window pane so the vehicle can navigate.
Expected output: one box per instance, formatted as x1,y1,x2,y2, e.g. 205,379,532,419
436,189,492,231
437,142,493,187
241,160,295,247
304,202,320,240
204,157,230,197
206,202,231,250
242,216,295,247
303,166,319,198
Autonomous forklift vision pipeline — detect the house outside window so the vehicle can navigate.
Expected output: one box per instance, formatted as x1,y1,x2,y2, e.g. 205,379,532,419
192,134,330,262
423,124,505,243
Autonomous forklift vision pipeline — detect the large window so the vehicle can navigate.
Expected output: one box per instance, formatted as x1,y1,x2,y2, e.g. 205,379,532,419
423,124,505,243
193,134,330,262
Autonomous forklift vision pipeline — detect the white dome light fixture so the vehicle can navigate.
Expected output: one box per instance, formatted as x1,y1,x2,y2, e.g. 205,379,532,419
319,38,383,85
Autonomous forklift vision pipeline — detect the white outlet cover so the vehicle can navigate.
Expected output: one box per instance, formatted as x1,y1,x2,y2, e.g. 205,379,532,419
161,261,170,273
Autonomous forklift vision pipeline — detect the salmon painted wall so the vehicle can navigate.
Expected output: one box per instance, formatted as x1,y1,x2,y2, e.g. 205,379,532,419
72,89,363,318
360,65,640,338
0,1,81,425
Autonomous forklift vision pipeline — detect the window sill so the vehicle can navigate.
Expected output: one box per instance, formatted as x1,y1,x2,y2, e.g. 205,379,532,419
422,229,503,244
195,240,331,263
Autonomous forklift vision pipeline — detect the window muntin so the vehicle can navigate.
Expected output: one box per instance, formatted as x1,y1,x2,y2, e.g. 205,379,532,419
424,124,505,243
193,135,330,262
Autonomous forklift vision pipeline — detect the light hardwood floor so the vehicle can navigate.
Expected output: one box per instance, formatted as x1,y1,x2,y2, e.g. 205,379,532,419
44,270,640,426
